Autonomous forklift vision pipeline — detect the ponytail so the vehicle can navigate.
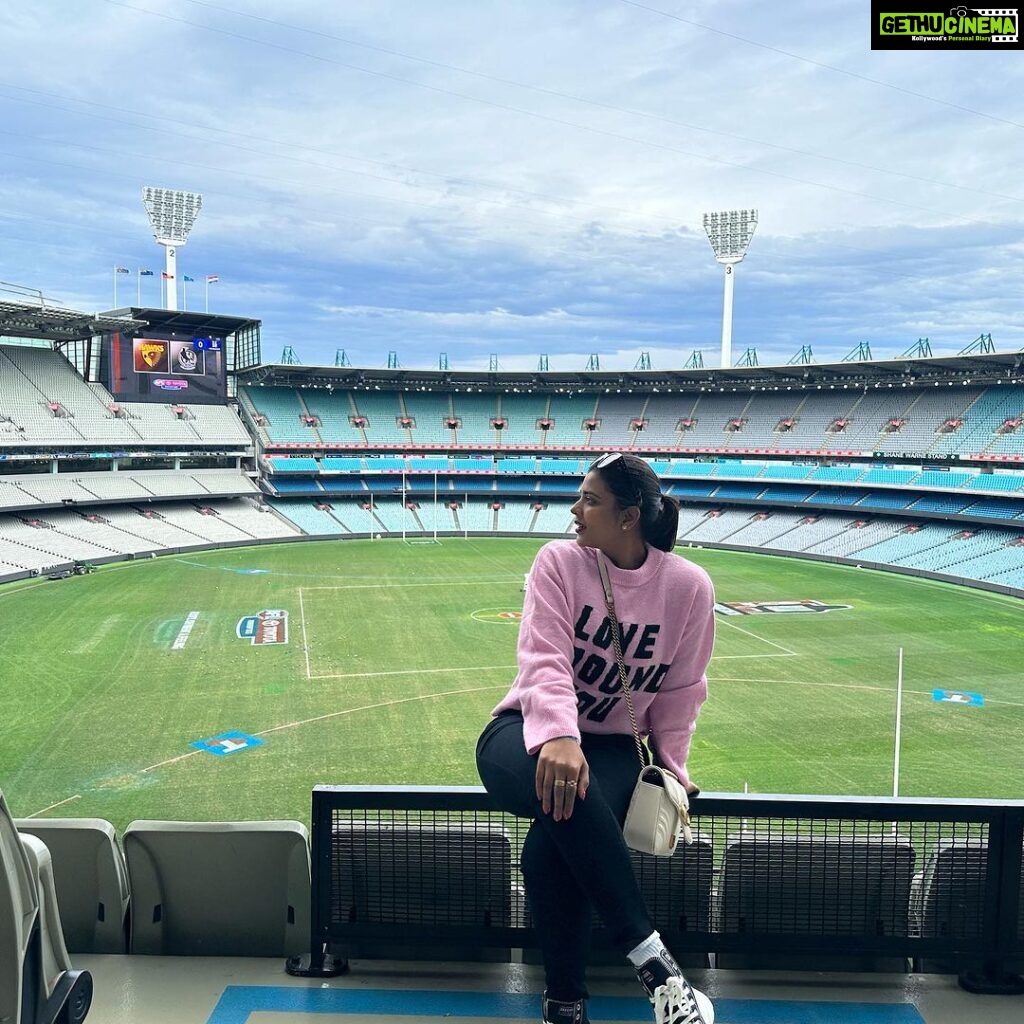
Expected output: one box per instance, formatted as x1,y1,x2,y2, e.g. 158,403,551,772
645,494,680,552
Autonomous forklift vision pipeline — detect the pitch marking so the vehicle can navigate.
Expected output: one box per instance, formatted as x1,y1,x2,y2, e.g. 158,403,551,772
140,684,506,773
716,618,799,655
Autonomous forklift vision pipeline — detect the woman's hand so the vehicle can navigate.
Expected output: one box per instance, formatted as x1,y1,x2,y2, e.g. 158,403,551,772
535,738,589,821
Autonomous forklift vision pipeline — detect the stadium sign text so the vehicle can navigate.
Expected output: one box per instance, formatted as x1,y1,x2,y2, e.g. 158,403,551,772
714,600,852,616
236,609,289,645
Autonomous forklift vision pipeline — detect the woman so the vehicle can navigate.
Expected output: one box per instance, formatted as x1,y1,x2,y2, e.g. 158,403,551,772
476,452,716,1024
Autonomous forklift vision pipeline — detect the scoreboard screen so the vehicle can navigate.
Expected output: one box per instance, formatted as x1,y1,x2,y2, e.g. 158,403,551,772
104,332,227,404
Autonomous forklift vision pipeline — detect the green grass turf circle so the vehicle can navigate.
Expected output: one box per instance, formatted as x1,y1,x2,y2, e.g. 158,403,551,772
2,538,1021,830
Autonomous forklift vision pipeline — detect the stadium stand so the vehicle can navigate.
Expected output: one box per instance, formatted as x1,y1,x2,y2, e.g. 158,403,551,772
122,820,310,957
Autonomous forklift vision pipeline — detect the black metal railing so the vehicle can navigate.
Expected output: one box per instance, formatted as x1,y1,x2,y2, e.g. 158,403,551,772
290,786,1024,993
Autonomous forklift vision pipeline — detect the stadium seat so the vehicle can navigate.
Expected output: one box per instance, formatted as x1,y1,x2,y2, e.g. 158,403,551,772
14,818,130,954
715,833,915,972
0,790,93,1024
907,837,1023,974
123,820,310,957
327,822,513,961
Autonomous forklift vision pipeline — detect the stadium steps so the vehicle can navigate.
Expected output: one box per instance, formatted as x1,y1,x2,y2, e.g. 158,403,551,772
294,391,325,446
395,394,416,447
408,506,426,532
450,505,462,531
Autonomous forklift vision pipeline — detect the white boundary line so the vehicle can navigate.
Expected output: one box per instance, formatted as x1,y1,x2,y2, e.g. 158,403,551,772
26,795,81,817
310,664,517,681
715,617,799,655
140,683,506,773
710,675,1024,708
300,578,515,592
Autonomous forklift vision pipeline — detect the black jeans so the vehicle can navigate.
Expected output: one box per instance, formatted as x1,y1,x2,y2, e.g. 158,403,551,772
476,711,653,1001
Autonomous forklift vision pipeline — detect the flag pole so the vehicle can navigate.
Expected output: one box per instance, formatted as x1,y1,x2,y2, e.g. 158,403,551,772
112,266,117,307
205,277,209,313
183,277,188,311
137,270,141,306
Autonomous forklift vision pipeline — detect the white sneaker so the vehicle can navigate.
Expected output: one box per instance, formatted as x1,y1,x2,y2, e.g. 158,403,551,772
653,977,714,1024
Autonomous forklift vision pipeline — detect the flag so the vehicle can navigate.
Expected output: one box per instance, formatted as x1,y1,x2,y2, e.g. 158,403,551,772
139,269,154,276
206,275,219,283
161,272,174,280
183,275,194,282
115,266,130,274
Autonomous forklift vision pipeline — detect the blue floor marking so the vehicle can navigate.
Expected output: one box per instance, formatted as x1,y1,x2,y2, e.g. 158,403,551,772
206,986,925,1024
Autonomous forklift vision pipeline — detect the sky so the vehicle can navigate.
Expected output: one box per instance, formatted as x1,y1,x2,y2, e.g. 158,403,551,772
1,0,1022,372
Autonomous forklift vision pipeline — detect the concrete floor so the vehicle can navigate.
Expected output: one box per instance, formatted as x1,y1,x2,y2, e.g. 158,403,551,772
73,955,1024,1024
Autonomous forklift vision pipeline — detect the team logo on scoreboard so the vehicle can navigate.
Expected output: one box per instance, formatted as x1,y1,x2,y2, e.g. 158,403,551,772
714,599,852,616
236,609,289,645
169,341,205,375
133,338,169,372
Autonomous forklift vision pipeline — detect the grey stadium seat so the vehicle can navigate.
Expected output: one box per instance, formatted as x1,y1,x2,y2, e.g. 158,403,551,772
328,822,513,961
716,832,915,971
123,819,310,957
14,818,129,954
910,837,1024,973
1,789,92,1024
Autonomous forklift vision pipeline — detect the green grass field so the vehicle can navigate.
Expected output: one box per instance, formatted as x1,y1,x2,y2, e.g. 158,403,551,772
2,538,1022,831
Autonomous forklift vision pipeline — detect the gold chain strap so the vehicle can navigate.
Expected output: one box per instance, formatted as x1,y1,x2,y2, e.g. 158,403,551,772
596,553,647,770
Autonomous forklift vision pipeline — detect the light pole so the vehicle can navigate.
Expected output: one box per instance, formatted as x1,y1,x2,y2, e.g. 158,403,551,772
703,209,758,369
141,187,203,311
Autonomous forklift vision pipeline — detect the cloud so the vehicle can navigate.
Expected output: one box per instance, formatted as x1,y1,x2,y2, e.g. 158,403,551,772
1,0,1021,369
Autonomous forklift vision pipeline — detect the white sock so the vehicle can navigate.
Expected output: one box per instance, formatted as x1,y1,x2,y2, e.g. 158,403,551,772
627,930,664,967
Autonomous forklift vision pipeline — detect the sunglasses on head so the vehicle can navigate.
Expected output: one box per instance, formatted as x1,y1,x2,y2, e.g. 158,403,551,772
589,451,643,507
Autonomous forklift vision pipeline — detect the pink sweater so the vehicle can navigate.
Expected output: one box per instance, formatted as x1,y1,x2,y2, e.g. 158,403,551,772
493,540,715,789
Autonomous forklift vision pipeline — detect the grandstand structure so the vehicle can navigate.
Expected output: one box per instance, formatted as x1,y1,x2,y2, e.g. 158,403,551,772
0,300,298,581
2,303,1024,595
3,303,1024,1021
236,351,1024,597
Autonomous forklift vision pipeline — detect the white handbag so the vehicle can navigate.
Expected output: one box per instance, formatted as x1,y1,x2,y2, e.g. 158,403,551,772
596,553,693,857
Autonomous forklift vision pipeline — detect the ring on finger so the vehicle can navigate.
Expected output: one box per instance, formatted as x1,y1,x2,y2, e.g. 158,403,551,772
553,779,566,787
565,780,577,788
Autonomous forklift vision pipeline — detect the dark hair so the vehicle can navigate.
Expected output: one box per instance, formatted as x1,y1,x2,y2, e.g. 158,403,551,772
590,453,680,552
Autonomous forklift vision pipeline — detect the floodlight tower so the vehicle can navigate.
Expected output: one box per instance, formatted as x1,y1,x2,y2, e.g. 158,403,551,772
141,187,203,311
703,209,757,368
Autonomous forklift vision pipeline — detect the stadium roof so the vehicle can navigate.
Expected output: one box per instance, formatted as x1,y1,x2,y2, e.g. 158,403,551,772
237,351,1024,393
0,299,146,342
102,307,260,337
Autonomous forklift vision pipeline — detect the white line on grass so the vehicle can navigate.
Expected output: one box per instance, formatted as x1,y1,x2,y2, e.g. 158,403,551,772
27,794,81,816
298,587,311,680
715,618,799,655
140,683,507,773
300,578,518,591
310,664,517,681
711,675,1024,707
